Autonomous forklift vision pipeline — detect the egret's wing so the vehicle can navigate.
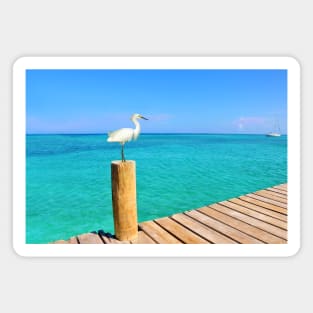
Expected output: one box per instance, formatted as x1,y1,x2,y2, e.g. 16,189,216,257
107,128,134,143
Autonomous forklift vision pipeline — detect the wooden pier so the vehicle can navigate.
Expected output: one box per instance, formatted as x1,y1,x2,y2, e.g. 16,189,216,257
52,183,287,244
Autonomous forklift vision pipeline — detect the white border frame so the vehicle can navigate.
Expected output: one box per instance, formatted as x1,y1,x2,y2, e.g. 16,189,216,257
13,57,300,257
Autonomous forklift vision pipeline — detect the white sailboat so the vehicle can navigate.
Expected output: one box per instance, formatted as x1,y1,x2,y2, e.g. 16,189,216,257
266,132,281,137
266,119,281,137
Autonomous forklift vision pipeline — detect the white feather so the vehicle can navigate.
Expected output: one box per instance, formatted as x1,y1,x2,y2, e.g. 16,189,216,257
107,128,135,143
107,113,147,144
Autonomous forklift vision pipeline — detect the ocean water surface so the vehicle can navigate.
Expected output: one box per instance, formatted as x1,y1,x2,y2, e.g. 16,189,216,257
26,134,287,243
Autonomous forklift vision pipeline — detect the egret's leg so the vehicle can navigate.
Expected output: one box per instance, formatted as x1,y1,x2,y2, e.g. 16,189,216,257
121,144,125,162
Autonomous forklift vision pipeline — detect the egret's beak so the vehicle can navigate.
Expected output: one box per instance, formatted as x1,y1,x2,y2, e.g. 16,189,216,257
140,116,148,120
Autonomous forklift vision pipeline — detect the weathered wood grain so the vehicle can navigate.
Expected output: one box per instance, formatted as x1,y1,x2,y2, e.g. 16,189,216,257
171,213,236,243
139,221,182,244
155,217,208,244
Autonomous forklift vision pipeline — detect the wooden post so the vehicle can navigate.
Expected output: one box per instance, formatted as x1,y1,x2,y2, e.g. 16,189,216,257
111,160,138,241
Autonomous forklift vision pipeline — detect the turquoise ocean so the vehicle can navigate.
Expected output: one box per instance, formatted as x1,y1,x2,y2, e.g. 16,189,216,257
26,134,287,243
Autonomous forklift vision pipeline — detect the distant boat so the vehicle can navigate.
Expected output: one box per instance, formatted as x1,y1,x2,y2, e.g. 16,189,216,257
266,119,281,137
266,132,281,137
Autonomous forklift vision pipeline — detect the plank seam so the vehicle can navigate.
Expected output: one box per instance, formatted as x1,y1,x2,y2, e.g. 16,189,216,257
169,215,214,243
180,212,241,244
253,192,288,204
153,219,193,244
243,195,288,212
231,198,287,221
249,194,287,207
137,222,163,244
97,232,108,244
222,200,288,231
210,203,287,241
145,220,184,244
196,208,267,243
265,189,288,198
138,229,159,244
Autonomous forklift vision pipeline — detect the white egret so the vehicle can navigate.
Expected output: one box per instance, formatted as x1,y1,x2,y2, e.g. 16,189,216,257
107,113,148,162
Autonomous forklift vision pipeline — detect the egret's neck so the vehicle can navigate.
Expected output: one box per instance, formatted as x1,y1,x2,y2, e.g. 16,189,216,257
132,118,141,139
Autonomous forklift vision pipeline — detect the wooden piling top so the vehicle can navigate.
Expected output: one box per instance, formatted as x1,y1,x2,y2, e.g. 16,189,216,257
52,183,288,244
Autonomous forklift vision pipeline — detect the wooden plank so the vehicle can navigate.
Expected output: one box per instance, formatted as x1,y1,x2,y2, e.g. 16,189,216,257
210,203,287,240
240,195,287,214
77,233,104,244
220,200,287,230
155,217,209,244
273,184,287,191
198,206,286,243
258,189,288,199
50,236,79,244
247,193,287,209
254,190,288,203
52,240,69,244
171,213,236,243
266,187,288,196
139,221,182,244
131,231,156,244
98,231,129,244
229,198,287,223
185,210,263,244
68,236,79,244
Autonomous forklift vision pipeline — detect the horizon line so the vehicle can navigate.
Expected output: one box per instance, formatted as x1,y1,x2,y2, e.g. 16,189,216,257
26,132,288,136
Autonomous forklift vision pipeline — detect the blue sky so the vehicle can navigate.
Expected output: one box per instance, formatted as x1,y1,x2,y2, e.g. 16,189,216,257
26,69,287,134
